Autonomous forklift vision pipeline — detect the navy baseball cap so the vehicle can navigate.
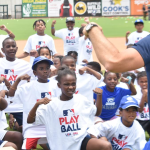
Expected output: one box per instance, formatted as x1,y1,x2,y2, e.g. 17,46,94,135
134,19,144,25
32,56,53,70
119,95,140,109
66,17,75,23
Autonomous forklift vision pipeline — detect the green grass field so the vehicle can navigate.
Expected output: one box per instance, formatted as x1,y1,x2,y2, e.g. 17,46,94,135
1,16,150,40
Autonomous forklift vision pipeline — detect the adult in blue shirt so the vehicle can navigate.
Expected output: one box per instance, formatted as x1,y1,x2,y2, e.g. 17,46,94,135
83,18,150,115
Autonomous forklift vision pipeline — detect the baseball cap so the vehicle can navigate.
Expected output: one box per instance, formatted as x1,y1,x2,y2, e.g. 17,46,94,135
32,56,53,70
134,19,144,25
119,95,140,109
66,17,75,23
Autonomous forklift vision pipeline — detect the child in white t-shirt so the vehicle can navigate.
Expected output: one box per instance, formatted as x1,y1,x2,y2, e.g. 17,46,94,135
51,17,79,55
132,71,150,136
88,95,147,150
51,56,103,103
27,66,112,150
0,37,34,131
17,19,57,64
126,19,149,46
0,90,23,150
9,56,54,150
78,26,93,65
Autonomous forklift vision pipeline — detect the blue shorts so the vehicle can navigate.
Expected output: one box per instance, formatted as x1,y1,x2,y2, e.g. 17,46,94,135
10,112,23,126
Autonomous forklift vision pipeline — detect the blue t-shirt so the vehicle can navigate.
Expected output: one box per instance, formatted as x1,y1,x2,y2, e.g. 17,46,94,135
94,86,131,120
132,34,150,118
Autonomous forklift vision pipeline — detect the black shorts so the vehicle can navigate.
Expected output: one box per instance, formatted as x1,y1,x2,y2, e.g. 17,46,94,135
10,112,23,126
80,135,91,150
137,119,150,135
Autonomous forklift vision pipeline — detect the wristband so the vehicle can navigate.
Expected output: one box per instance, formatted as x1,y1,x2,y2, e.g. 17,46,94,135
51,27,55,29
127,76,132,85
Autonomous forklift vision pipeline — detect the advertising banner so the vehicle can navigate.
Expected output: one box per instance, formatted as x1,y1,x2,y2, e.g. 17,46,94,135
22,0,48,17
131,0,150,15
74,0,101,16
48,0,74,17
102,0,130,16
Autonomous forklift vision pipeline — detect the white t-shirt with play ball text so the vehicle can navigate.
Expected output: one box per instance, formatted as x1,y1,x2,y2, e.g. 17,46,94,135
78,36,93,65
88,117,146,150
24,34,57,64
0,57,34,113
13,80,55,138
132,87,149,121
55,28,79,55
34,94,96,150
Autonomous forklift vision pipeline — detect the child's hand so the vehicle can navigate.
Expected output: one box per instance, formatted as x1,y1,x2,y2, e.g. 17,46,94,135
120,77,129,83
0,25,6,31
37,97,51,105
30,50,38,57
82,59,88,64
79,66,87,75
0,76,5,83
19,74,31,82
52,20,56,25
142,89,148,96
84,17,90,24
93,88,103,95
0,90,8,98
126,31,130,36
9,118,14,129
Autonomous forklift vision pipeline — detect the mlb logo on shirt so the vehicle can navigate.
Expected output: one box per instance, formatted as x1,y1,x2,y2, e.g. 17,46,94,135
68,33,70,36
41,92,51,98
4,69,14,75
38,41,45,45
63,109,75,116
118,134,128,141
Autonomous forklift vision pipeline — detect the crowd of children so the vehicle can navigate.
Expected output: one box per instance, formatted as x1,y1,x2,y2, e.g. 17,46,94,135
0,17,150,150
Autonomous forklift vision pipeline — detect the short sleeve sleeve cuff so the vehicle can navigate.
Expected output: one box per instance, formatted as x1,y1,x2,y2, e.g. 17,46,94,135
132,35,150,65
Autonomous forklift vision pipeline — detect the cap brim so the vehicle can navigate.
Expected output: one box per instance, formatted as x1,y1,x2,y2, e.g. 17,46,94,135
32,59,53,70
66,20,75,23
121,104,140,109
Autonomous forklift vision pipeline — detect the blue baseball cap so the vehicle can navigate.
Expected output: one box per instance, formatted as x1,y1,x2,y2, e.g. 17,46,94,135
134,19,144,25
119,95,140,109
32,56,53,70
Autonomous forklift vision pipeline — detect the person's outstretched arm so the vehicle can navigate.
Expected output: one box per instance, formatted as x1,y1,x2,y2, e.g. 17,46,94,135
27,97,51,123
120,77,137,95
51,20,56,36
17,52,29,59
79,66,101,80
8,74,30,97
125,31,130,44
83,20,144,72
0,25,15,38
